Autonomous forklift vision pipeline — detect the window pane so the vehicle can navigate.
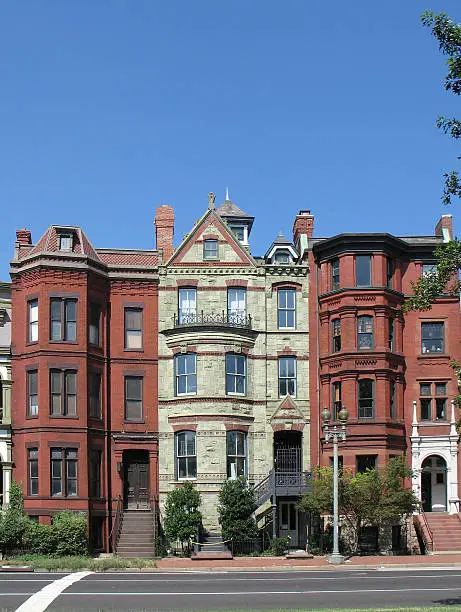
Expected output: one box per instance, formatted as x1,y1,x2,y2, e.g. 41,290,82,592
186,433,196,456
66,300,77,321
436,383,447,396
125,309,142,329
178,457,187,479
126,377,142,400
29,301,39,341
125,400,142,421
436,399,446,420
50,299,61,321
126,330,142,348
177,376,187,395
51,371,62,393
185,354,196,374
51,321,61,340
52,478,62,496
421,399,431,420
420,383,432,396
187,457,197,478
356,255,371,286
235,375,245,394
65,371,76,394
66,395,77,416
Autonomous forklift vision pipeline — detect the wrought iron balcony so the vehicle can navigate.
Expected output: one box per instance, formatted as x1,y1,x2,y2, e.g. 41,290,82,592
172,311,252,329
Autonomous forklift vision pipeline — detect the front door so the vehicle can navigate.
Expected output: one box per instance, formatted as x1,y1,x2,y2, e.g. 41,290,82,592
279,501,298,547
124,453,149,510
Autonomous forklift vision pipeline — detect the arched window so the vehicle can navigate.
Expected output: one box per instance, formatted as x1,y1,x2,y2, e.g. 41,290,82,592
226,431,246,479
175,431,197,479
358,379,374,418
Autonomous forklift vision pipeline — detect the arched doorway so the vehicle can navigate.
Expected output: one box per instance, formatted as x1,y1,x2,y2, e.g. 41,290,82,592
421,455,447,512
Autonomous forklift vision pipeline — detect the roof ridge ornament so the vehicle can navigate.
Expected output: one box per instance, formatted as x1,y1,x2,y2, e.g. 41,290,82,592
208,192,216,210
225,186,230,202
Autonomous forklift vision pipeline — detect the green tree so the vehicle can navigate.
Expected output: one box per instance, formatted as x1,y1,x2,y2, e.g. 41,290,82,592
218,476,258,543
406,11,461,310
163,482,202,555
0,482,29,556
298,458,418,554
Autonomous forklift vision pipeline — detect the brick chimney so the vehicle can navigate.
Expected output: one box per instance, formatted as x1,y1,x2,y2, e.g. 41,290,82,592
435,214,453,242
293,210,314,246
155,205,175,261
16,228,32,245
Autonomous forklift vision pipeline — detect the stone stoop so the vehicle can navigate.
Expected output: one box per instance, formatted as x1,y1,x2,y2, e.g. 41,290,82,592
116,510,155,558
191,532,233,560
425,513,461,553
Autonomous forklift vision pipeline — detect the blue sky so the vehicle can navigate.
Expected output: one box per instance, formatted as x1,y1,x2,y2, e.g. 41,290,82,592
1,1,460,279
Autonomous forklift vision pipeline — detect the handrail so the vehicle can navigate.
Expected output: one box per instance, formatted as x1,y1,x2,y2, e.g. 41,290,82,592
150,495,159,556
417,510,434,554
110,495,123,553
173,311,252,330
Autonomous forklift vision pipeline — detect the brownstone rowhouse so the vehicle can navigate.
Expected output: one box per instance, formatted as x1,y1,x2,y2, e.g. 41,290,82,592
10,225,159,552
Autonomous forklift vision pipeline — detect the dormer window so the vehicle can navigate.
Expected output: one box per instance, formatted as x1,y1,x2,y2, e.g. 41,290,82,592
59,234,72,251
273,250,291,264
229,225,246,244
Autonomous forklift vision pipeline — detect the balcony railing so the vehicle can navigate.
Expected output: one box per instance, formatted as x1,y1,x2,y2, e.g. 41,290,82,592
173,311,252,329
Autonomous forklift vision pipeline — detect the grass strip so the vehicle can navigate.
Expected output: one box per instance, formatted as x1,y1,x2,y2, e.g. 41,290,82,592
3,554,157,570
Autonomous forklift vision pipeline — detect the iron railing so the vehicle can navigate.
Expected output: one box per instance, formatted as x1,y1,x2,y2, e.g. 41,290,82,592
173,311,252,329
274,471,311,489
110,495,123,554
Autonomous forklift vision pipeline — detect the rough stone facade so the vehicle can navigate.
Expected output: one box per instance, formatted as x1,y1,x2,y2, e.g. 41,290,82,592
157,195,311,540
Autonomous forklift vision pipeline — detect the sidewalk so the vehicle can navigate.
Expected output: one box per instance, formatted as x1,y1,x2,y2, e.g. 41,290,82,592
155,553,461,572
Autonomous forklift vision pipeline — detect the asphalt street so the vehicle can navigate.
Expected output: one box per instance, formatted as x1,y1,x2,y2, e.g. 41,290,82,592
1,568,461,611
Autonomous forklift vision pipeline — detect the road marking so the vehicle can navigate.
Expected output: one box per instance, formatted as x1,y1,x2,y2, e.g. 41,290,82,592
14,571,91,612
61,586,461,596
81,572,461,582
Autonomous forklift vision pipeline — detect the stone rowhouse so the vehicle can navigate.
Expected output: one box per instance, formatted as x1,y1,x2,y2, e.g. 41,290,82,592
157,193,312,547
0,281,12,507
10,226,159,551
308,215,461,521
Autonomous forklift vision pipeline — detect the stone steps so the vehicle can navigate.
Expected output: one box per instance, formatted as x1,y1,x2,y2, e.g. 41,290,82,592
116,510,155,558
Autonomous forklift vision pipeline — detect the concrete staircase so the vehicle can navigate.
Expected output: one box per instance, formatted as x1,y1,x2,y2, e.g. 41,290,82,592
192,532,233,560
116,510,155,558
425,513,461,553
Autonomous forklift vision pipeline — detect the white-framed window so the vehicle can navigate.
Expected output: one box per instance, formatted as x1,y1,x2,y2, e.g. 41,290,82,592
226,430,246,479
176,431,197,479
124,307,143,349
175,353,197,395
229,225,245,242
273,250,291,264
278,356,297,397
277,288,296,329
228,288,246,324
28,300,38,342
203,239,218,259
421,322,444,354
178,288,197,324
59,234,72,251
225,354,246,395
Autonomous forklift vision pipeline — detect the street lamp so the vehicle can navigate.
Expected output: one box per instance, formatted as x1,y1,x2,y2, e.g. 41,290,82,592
321,405,349,565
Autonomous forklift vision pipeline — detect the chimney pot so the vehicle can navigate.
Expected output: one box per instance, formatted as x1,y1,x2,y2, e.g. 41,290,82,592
16,228,32,245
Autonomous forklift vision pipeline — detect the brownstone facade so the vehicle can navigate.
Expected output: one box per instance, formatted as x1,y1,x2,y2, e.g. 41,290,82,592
307,215,461,514
10,225,159,551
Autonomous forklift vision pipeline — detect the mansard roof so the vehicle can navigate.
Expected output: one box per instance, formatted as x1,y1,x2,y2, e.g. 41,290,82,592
264,232,298,260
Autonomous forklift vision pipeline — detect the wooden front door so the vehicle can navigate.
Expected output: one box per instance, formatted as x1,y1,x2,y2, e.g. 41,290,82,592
279,501,298,547
124,458,149,510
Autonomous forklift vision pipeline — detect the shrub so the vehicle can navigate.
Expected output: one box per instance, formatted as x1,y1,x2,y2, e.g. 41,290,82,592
268,536,291,556
53,511,88,557
218,477,258,544
25,522,58,555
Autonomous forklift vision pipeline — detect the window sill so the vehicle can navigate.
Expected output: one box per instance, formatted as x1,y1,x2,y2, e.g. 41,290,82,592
89,343,102,349
226,393,247,397
418,353,449,359
88,416,104,422
175,477,197,482
49,414,79,419
26,415,39,420
49,340,79,345
124,420,145,424
176,393,197,398
124,348,144,353
25,341,39,347
419,420,448,425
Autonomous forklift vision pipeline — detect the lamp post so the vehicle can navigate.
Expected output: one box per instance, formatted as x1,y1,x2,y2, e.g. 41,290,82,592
320,406,349,565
